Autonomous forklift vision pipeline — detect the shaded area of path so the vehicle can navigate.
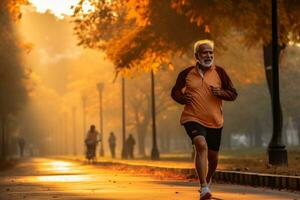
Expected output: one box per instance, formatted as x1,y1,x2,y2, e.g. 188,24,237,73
0,158,299,200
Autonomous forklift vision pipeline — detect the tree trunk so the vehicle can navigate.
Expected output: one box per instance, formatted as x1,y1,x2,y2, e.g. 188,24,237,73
263,42,285,145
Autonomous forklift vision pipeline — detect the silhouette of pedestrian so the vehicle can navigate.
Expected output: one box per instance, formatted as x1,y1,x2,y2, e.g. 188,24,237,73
18,138,26,157
85,125,100,163
108,132,116,158
126,134,135,159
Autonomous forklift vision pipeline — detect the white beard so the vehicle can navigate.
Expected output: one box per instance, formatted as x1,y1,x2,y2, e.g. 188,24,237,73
198,58,214,68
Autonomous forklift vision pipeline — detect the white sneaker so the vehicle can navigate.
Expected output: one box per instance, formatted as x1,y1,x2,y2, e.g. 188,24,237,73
200,186,212,200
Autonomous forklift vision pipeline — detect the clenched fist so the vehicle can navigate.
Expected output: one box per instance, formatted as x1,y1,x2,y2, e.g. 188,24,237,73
183,93,193,104
210,86,222,96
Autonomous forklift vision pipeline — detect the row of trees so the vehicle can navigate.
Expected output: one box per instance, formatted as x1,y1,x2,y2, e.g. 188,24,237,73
0,0,29,160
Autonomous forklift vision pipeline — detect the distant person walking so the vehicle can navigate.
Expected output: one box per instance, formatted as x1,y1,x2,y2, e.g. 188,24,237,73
126,134,136,159
108,132,116,158
171,40,237,200
18,137,26,157
85,125,100,162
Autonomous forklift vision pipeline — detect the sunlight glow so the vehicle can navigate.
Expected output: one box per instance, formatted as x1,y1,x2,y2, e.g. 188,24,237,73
37,175,93,182
37,160,83,174
28,0,94,19
49,161,74,173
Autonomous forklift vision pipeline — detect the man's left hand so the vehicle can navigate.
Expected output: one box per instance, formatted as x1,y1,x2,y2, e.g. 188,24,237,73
210,86,222,96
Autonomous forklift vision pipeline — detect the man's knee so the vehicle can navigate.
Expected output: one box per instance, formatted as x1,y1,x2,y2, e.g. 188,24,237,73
193,136,207,152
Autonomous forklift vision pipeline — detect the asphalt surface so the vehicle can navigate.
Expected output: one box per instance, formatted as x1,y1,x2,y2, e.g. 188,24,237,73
0,158,299,200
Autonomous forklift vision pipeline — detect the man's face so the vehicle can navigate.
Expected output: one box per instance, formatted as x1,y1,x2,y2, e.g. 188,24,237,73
195,44,214,68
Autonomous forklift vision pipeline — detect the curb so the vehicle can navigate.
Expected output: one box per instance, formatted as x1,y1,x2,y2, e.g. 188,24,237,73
67,157,300,192
213,170,300,191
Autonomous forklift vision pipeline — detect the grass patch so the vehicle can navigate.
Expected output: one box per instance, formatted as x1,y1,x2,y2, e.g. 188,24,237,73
159,147,300,176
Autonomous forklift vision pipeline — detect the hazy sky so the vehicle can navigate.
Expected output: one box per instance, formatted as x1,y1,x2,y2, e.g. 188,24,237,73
28,0,93,19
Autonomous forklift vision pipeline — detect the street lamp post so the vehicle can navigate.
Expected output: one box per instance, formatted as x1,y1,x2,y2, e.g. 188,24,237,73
150,70,159,160
72,106,77,156
81,94,87,154
82,94,87,133
55,120,60,155
63,112,68,155
59,116,64,155
57,118,62,155
97,82,105,157
268,0,287,165
121,77,127,159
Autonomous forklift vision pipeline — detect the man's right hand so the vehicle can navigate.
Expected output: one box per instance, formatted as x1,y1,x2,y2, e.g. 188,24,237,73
183,93,192,104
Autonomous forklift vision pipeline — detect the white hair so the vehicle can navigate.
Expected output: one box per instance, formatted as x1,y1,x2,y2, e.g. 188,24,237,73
194,40,214,54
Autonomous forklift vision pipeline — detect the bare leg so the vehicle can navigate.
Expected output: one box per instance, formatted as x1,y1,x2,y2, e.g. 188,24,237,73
206,149,219,183
193,136,208,186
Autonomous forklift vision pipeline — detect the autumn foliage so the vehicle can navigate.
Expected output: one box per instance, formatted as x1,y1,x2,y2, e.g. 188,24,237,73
73,0,300,74
72,0,210,73
171,0,300,46
0,0,29,117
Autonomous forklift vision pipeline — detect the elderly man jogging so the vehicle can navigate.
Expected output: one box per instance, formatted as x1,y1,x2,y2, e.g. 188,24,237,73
171,40,237,200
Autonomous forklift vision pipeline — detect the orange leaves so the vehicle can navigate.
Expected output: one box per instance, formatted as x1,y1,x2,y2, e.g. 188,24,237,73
18,42,33,54
204,25,210,33
136,50,172,73
125,0,150,27
170,0,189,11
72,0,178,74
168,63,174,71
6,0,28,20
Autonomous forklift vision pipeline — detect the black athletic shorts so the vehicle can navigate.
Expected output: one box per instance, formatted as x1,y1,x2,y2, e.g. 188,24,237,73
183,121,222,151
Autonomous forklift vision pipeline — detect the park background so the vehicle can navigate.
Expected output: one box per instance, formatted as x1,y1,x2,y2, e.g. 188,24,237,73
1,0,300,174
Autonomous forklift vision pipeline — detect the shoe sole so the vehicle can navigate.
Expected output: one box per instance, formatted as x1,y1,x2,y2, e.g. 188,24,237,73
200,192,212,200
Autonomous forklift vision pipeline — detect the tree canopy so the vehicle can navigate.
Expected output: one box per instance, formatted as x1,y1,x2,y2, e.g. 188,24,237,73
73,0,300,73
72,0,210,72
0,0,29,117
172,0,300,46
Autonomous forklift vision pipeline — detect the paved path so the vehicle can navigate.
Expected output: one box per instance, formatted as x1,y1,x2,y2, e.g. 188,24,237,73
0,158,299,200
